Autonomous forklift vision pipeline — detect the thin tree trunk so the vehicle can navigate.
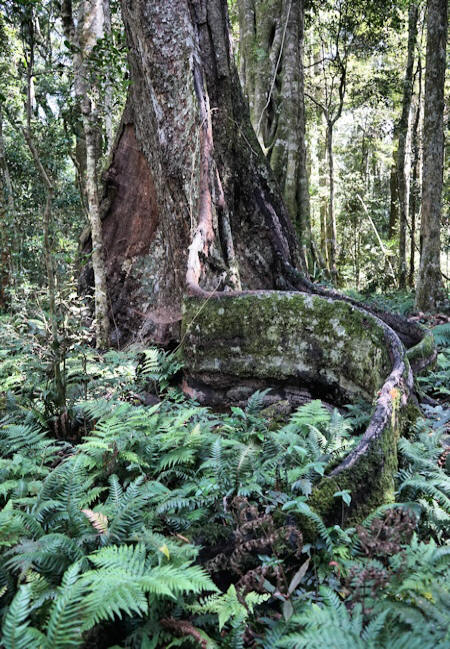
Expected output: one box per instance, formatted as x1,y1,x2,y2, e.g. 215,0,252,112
388,159,399,238
297,0,313,268
0,112,15,216
408,57,422,287
397,2,418,288
103,0,113,155
238,0,315,266
326,122,338,283
415,0,447,310
62,0,110,347
0,110,15,305
82,99,110,347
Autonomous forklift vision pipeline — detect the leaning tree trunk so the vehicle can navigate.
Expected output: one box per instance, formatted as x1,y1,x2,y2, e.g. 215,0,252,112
96,0,304,345
415,0,447,311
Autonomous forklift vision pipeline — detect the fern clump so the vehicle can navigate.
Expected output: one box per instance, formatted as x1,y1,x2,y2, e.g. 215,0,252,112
0,323,449,649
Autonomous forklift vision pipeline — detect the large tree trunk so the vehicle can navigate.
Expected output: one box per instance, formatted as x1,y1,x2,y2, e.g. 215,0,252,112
415,0,447,310
96,0,303,345
79,0,435,524
237,0,314,266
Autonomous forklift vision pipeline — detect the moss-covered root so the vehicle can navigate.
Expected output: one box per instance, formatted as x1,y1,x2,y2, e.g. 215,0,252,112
405,330,437,374
182,290,429,526
310,327,417,525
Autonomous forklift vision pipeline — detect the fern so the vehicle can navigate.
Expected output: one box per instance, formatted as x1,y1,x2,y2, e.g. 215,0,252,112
46,562,87,648
1,585,41,649
431,323,450,347
283,500,333,552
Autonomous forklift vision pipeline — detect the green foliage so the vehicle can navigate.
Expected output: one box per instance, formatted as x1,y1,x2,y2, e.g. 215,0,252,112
431,323,450,347
418,349,450,399
397,426,450,540
0,318,449,647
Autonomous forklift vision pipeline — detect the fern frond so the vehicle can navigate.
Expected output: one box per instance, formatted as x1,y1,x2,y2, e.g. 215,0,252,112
1,585,45,649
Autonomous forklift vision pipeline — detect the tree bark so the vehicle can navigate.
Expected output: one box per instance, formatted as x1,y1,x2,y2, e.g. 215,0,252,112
0,110,15,307
86,0,432,361
397,2,418,289
326,122,338,283
408,57,422,287
237,0,314,265
102,0,114,155
415,0,447,311
95,0,304,345
62,0,110,348
388,159,399,239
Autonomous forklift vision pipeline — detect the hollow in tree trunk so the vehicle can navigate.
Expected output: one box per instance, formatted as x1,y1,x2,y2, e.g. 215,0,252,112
94,0,304,346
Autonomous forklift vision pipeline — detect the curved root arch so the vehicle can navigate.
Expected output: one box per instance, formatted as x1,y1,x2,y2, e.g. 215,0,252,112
181,289,433,523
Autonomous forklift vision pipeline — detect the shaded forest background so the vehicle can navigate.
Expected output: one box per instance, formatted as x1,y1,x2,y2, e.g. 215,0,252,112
0,0,448,325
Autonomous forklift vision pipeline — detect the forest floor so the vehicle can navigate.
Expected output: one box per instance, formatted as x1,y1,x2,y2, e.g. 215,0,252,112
0,291,449,649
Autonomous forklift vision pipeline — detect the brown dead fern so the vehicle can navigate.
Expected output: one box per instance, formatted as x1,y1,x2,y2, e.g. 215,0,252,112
206,496,302,595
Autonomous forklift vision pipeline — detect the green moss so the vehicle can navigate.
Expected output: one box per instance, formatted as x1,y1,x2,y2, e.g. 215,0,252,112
406,330,436,373
182,292,390,403
309,404,406,526
182,291,417,528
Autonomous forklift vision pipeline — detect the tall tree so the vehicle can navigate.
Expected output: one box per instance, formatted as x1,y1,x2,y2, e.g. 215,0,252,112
237,0,314,268
408,54,423,287
61,0,110,348
91,0,306,345
0,109,14,309
415,0,447,310
396,1,419,288
306,2,350,284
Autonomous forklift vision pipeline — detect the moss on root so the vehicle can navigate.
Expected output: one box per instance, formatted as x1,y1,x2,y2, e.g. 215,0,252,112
309,421,400,526
182,292,390,403
182,290,433,528
406,330,436,373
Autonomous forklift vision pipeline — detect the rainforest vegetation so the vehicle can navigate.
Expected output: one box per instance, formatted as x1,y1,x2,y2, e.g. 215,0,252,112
0,0,449,647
